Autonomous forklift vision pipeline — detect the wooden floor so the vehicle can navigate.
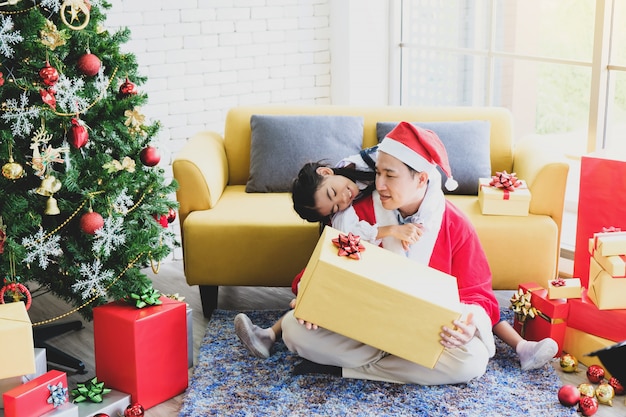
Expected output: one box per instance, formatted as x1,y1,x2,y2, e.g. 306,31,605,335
14,261,626,417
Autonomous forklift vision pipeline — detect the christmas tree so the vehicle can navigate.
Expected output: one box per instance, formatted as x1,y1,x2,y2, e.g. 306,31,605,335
0,0,178,319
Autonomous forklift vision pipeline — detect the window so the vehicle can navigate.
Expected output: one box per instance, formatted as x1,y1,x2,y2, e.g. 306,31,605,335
393,0,626,254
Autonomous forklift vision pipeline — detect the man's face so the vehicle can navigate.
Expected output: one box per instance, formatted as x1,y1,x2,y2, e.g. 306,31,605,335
375,151,425,214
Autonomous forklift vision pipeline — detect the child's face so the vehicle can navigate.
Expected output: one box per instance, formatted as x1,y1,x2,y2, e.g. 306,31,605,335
313,171,360,218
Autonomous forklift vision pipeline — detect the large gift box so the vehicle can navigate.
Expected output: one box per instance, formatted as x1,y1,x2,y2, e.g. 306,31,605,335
563,326,616,379
2,370,68,417
590,230,626,258
511,282,569,356
0,302,36,379
93,297,188,409
478,177,531,216
567,288,626,342
587,256,626,310
294,227,462,369
574,151,626,287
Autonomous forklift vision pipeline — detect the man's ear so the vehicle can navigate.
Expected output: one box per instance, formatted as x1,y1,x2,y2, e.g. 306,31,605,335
315,166,334,176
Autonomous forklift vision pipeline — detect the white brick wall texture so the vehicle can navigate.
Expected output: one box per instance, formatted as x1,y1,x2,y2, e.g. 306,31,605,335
105,0,331,260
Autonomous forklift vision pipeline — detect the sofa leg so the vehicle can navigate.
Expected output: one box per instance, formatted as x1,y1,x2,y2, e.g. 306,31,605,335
199,285,219,319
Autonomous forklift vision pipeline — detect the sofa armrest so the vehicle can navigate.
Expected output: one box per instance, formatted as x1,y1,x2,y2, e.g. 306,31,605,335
172,131,229,225
512,135,570,230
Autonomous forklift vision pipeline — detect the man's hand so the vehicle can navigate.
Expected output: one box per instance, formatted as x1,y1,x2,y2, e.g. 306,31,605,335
440,312,476,348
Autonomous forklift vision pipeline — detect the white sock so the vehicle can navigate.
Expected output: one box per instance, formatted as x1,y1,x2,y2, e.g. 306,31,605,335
516,338,558,371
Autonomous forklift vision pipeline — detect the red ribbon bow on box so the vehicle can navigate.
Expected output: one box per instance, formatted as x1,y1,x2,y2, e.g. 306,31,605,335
332,232,365,260
489,170,522,191
550,278,566,287
602,226,622,233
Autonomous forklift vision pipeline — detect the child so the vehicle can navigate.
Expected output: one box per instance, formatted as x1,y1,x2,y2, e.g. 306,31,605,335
235,150,558,371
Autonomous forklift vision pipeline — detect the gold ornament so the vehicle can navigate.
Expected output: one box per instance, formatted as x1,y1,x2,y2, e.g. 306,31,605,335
102,156,136,173
35,174,62,196
60,0,90,31
40,20,67,50
124,107,146,136
2,156,24,180
45,196,60,215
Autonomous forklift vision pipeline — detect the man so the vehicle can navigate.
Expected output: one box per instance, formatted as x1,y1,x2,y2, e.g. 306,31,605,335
280,121,499,385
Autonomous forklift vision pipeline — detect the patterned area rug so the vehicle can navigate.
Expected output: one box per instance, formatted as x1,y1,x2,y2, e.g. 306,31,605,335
179,308,576,417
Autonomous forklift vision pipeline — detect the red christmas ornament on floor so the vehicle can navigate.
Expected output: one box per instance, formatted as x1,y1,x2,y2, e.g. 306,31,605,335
119,77,138,97
578,396,598,416
124,402,145,417
586,364,605,384
557,384,580,407
69,117,89,148
77,52,101,76
80,210,104,235
609,376,624,395
39,61,59,86
140,146,160,167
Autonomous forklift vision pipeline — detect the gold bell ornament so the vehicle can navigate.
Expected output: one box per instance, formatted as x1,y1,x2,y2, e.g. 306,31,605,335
35,175,62,215
2,156,25,180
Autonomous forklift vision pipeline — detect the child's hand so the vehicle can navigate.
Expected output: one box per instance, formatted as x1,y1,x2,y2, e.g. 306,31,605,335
396,223,423,250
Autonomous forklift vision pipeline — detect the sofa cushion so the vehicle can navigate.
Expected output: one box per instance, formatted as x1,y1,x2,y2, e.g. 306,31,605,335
246,115,364,193
376,121,491,195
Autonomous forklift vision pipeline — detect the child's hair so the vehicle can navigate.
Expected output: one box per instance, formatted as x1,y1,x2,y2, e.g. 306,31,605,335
291,161,376,222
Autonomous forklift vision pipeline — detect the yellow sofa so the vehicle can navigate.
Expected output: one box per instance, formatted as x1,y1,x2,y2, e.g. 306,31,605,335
173,105,569,317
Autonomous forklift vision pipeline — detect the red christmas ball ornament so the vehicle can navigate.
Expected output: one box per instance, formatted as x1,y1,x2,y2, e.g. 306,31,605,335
578,396,599,416
153,213,168,228
139,146,160,167
39,61,59,86
80,210,104,235
119,77,138,97
69,117,89,149
77,53,101,76
557,384,580,407
609,376,624,395
124,402,145,417
586,364,605,384
167,207,177,223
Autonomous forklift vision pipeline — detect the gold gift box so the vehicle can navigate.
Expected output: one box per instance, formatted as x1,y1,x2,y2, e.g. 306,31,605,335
588,238,626,277
294,226,462,369
547,278,582,300
588,257,626,310
478,178,531,216
0,302,35,379
563,326,616,379
590,231,626,257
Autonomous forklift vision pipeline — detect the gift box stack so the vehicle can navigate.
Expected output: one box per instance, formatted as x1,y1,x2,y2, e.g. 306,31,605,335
478,171,531,216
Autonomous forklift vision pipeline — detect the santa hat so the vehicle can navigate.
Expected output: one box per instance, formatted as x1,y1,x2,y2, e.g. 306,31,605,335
378,121,458,191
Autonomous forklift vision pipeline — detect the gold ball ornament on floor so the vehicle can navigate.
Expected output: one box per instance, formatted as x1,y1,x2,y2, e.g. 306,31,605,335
578,382,596,398
2,157,25,180
559,353,579,373
596,382,615,406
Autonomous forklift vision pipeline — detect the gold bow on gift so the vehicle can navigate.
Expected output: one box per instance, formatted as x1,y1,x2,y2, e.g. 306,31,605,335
510,288,538,337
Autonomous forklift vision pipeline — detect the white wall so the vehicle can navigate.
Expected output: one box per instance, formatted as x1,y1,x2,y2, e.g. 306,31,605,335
104,0,389,260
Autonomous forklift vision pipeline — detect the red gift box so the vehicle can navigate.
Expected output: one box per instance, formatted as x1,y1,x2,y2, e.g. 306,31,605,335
2,370,68,417
93,296,188,409
567,288,626,342
512,282,569,356
574,152,626,287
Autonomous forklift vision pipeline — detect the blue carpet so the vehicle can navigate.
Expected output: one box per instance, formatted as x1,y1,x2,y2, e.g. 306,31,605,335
179,308,576,417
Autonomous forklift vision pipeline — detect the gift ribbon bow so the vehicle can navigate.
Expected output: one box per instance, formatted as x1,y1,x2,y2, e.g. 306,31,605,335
550,278,566,287
510,288,538,338
332,232,366,260
47,382,68,408
602,226,621,233
489,170,524,200
127,283,162,308
71,377,111,403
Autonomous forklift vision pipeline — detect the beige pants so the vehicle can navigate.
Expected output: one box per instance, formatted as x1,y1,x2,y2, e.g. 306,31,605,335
282,310,490,385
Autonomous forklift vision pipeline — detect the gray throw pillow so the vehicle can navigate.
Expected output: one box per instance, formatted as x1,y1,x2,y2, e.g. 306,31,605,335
246,115,365,193
376,121,491,195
